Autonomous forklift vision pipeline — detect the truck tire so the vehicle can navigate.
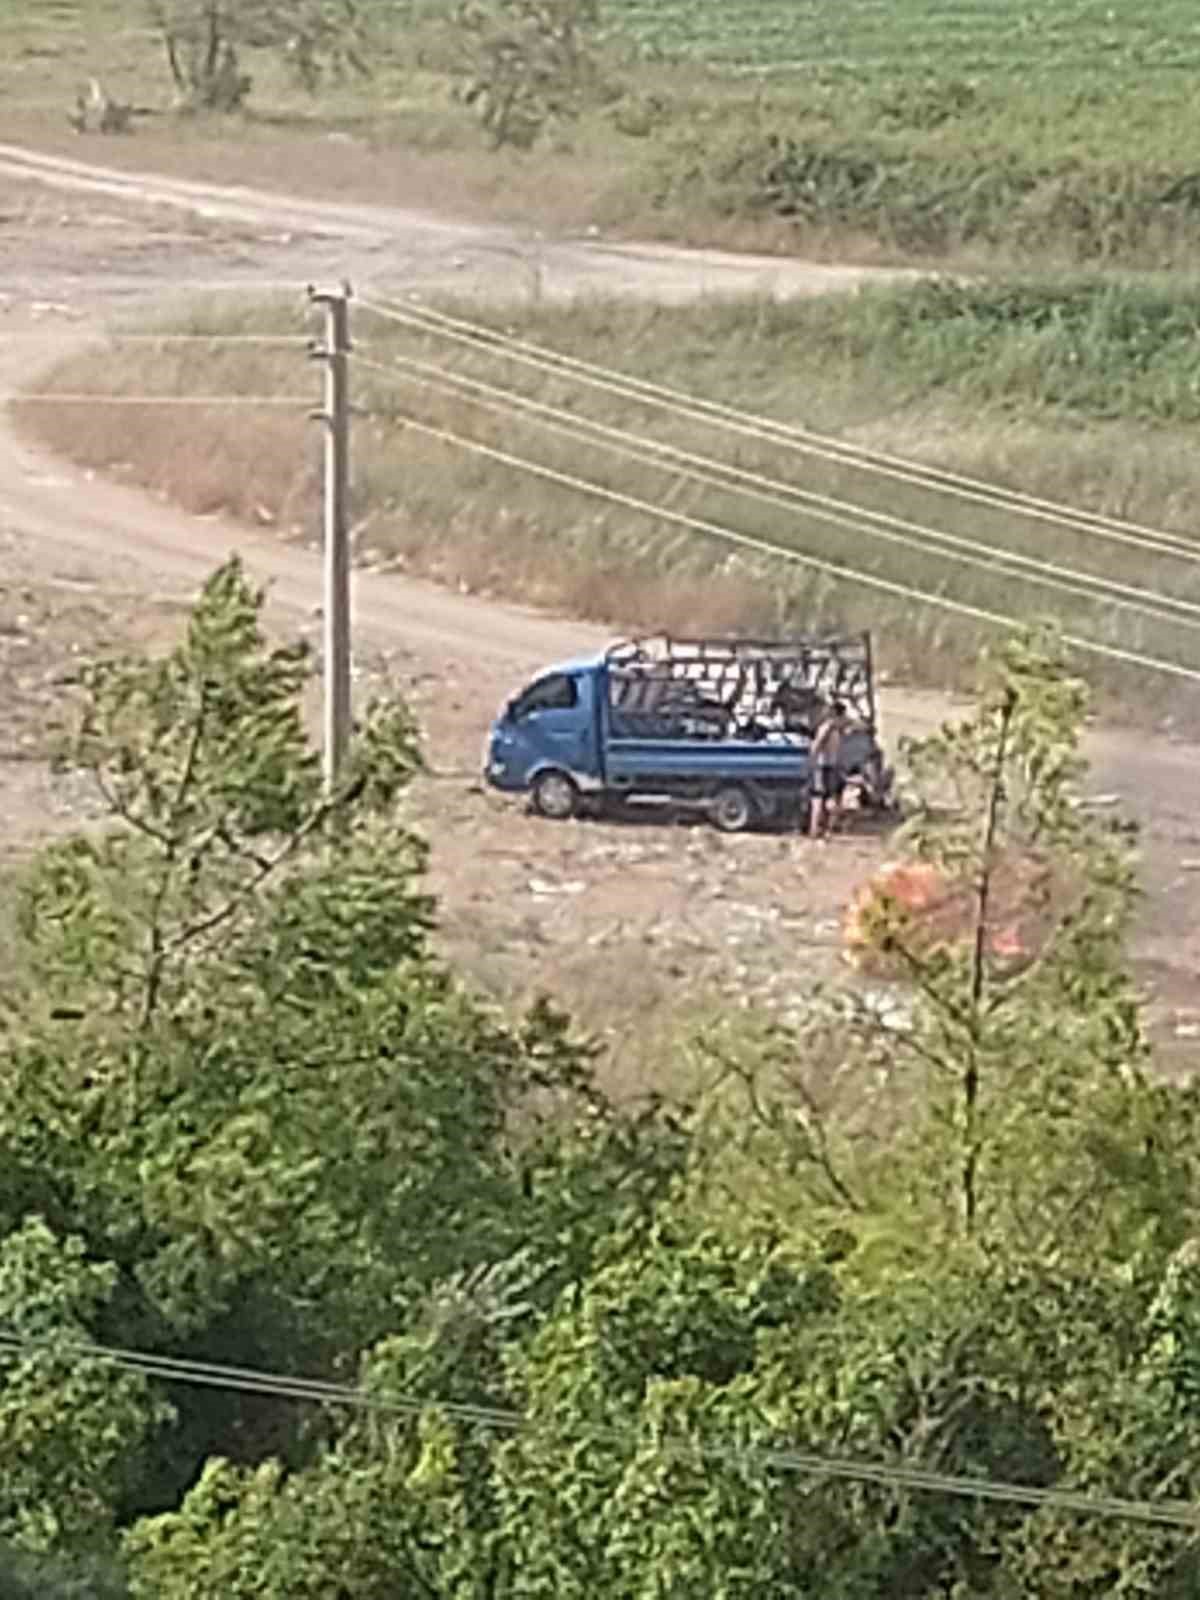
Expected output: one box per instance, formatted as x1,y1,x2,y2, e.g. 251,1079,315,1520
531,769,579,821
710,783,755,834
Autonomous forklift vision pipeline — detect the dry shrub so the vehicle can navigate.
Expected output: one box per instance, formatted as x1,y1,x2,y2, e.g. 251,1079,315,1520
13,391,313,527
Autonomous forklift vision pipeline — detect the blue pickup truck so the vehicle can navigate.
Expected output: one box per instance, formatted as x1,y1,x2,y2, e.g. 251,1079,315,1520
484,634,891,832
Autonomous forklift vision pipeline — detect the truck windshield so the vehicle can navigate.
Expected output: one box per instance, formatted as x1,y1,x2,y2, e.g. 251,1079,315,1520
510,674,578,720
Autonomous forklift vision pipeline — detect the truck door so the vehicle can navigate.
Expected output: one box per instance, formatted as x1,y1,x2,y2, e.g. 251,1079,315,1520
507,670,599,787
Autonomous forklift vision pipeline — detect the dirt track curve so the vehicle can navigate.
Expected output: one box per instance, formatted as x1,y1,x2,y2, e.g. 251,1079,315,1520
0,141,1196,1049
0,141,911,304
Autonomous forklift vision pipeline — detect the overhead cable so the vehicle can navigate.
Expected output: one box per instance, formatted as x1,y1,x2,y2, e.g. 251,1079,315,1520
357,295,1200,567
12,392,311,406
369,398,1200,684
0,1331,1194,1531
350,349,1200,635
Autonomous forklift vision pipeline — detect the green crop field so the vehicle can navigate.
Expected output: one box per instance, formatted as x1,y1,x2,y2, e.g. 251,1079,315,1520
13,0,1200,85
591,0,1200,266
609,0,1200,75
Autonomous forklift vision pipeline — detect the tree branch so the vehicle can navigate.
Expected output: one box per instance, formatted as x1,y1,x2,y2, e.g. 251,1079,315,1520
161,785,346,962
780,1065,863,1214
712,1044,862,1213
89,767,173,849
139,689,209,1030
962,688,1017,1236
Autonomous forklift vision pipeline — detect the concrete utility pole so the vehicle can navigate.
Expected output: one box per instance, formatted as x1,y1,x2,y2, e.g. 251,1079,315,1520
309,283,352,790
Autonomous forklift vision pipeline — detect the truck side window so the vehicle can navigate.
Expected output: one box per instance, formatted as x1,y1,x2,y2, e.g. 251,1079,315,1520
512,673,578,719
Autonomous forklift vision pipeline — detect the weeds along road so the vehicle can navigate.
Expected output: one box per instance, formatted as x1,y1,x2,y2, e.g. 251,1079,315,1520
0,140,1196,1041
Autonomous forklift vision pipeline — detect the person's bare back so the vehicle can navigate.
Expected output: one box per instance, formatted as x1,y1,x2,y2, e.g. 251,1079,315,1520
809,700,849,839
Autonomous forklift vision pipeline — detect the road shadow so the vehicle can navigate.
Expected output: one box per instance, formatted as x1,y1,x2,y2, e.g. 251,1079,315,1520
559,796,903,842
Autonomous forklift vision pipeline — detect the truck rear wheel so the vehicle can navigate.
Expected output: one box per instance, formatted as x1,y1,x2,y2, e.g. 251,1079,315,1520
711,783,755,834
531,769,579,821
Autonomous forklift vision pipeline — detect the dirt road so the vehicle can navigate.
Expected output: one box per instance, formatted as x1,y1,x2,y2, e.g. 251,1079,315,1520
0,144,1196,1064
0,141,911,306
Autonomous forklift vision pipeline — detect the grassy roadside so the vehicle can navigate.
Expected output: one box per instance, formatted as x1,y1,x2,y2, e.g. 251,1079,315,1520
10,1,1200,267
13,278,1200,723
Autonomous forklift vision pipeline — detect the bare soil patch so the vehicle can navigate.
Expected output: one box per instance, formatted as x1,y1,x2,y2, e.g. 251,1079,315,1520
0,558,188,862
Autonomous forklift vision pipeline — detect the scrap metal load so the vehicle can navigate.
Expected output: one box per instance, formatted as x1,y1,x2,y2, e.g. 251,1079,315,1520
607,634,877,742
606,635,888,809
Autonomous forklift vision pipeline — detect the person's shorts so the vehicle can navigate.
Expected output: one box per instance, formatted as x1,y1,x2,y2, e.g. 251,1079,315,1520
813,763,845,799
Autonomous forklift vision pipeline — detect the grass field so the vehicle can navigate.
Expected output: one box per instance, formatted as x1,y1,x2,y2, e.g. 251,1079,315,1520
13,0,1200,83
15,279,1200,723
10,1,1200,265
609,0,1200,73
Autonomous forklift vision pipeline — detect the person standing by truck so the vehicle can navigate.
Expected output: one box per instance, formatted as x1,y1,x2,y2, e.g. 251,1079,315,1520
809,700,848,840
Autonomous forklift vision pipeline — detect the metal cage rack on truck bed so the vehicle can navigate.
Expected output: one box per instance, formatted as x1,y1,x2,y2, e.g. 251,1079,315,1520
604,634,877,744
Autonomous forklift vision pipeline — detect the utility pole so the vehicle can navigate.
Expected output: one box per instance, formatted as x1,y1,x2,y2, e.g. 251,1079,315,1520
309,283,352,790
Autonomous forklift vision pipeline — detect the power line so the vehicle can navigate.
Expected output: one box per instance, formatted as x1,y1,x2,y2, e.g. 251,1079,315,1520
350,349,1200,636
378,401,1200,685
17,305,1190,637
0,333,310,346
357,296,1200,567
360,292,1200,563
12,392,311,406
0,1330,1194,1531
12,314,1199,670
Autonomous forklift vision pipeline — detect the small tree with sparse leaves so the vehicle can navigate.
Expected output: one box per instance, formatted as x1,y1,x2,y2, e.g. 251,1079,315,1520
457,0,602,148
147,0,370,111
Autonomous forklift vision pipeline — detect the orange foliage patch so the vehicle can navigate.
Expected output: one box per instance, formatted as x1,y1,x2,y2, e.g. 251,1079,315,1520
844,853,1061,978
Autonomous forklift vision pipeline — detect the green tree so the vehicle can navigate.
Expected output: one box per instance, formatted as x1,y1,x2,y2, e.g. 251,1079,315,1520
0,1220,168,1559
0,1546,130,1600
124,1223,832,1599
457,0,603,147
112,616,1200,1597
147,0,370,111
484,1219,837,1597
124,1309,515,1600
15,556,421,1033
643,626,1200,1593
1,557,685,1527
995,1236,1200,1597
125,1447,487,1600
702,627,1159,1261
881,624,1145,1244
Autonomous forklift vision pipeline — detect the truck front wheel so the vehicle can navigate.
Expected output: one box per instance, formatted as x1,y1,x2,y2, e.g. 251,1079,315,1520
711,783,755,834
531,769,579,821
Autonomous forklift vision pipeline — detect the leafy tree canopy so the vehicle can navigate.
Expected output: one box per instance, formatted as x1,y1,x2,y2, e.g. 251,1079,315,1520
0,559,682,1537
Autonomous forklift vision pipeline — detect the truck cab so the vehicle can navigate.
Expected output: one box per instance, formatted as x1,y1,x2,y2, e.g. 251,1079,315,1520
484,657,605,819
